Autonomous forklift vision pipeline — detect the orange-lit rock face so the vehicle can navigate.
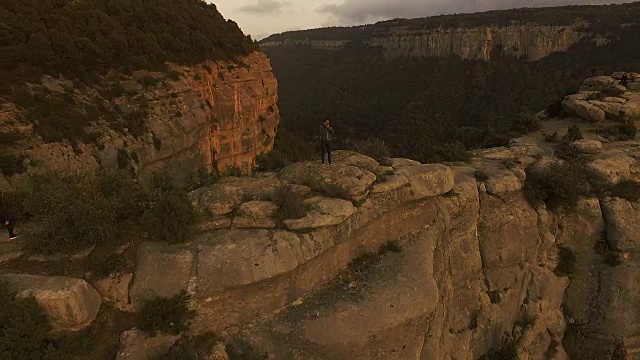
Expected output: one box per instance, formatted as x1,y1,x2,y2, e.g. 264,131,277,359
188,53,279,173
0,52,279,189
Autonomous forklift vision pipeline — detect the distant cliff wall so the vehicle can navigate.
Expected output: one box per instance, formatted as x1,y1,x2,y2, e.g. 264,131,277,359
261,23,595,60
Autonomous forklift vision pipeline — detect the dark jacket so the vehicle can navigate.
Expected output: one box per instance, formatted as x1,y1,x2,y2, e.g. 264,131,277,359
320,125,334,141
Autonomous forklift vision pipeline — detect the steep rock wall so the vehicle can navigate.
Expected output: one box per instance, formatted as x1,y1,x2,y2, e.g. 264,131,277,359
0,52,279,190
261,23,591,61
126,151,571,359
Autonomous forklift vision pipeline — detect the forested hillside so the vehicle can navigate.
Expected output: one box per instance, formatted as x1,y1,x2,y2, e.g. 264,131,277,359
0,0,257,90
262,3,640,163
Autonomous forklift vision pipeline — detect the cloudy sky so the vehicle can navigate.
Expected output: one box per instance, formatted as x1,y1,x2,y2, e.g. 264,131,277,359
212,0,634,40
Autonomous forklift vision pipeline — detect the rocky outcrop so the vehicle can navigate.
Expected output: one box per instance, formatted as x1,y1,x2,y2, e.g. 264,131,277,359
1,121,638,358
262,23,590,61
0,52,279,191
0,274,102,332
124,149,575,359
562,73,640,126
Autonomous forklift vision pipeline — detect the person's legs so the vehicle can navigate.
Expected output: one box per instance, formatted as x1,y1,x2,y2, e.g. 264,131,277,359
7,225,15,239
327,142,332,164
321,141,327,164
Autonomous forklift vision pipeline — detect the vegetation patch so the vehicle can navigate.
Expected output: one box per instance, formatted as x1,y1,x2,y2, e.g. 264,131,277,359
138,291,195,336
255,149,291,172
523,162,590,211
140,173,199,244
88,251,128,280
596,123,638,141
272,185,307,222
608,181,640,202
346,138,392,166
0,281,92,358
0,154,27,176
474,169,490,182
554,246,577,277
14,170,197,255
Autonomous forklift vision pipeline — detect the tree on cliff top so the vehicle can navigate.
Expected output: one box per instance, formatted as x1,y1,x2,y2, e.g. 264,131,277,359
0,0,258,89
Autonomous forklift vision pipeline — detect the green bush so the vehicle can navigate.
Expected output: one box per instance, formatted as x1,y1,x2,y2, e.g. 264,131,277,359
255,150,291,172
157,333,218,360
523,162,590,210
0,154,27,176
19,169,198,254
554,246,577,277
596,123,638,141
23,171,147,254
554,142,591,163
512,111,543,134
475,169,490,182
562,125,583,143
347,138,392,166
138,291,195,336
88,252,128,279
609,181,640,202
140,173,198,244
223,165,246,177
272,185,307,221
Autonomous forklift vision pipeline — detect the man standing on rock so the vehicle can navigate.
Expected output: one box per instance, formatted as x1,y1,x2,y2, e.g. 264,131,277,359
620,73,629,87
320,119,334,165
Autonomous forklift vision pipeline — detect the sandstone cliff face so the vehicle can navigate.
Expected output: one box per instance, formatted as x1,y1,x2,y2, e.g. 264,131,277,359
261,23,592,61
122,149,571,359
0,52,279,190
2,124,639,358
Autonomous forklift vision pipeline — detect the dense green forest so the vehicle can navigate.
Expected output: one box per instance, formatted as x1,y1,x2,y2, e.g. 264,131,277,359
0,0,257,90
263,2,640,42
263,4,640,163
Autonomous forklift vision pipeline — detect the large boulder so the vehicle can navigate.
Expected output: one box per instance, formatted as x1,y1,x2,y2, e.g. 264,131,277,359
0,274,102,331
279,162,376,201
589,100,623,120
395,164,455,199
622,101,640,118
283,197,355,231
586,151,634,185
331,150,380,173
116,328,180,360
601,198,640,252
194,229,319,292
571,139,603,154
371,174,410,194
129,242,194,306
484,171,522,196
579,76,625,96
189,176,282,216
562,99,606,123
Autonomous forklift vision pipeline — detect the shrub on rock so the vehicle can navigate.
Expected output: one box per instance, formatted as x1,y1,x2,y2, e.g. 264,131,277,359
138,290,195,336
141,173,199,244
524,162,590,211
272,185,307,221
